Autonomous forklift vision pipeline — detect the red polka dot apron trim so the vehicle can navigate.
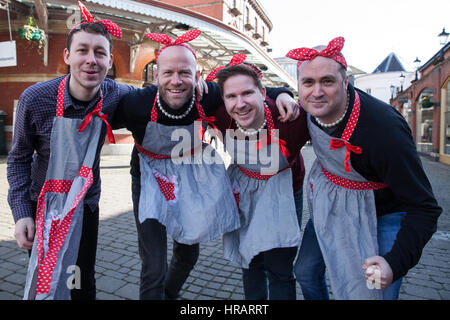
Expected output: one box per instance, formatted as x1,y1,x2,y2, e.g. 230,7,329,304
323,90,389,190
33,75,99,296
237,105,291,180
232,183,241,215
320,165,389,190
34,168,94,294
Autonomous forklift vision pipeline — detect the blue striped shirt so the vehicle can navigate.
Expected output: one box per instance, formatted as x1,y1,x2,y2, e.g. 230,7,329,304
7,75,132,223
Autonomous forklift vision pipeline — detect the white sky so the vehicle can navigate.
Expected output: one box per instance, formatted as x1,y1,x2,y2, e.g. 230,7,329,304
258,0,449,73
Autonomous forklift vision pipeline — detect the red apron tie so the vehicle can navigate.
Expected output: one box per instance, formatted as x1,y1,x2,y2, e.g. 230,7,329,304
255,133,290,159
79,110,115,144
330,138,362,172
197,116,219,141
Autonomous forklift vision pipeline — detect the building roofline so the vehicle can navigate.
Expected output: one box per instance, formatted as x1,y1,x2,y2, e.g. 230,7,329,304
419,41,450,71
247,0,273,31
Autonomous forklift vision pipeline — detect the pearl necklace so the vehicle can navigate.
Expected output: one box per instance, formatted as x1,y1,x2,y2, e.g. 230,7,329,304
314,91,350,128
157,90,195,120
235,111,267,136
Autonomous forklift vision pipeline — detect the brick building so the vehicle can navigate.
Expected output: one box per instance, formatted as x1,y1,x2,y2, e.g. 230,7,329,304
391,42,450,164
0,0,294,154
159,0,272,51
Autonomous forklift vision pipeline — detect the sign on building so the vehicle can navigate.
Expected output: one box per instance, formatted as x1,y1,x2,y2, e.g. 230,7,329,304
0,41,17,67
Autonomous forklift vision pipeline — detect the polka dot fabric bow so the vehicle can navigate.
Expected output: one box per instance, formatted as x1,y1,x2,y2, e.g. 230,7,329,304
145,29,202,62
76,1,122,39
286,36,347,70
205,53,263,81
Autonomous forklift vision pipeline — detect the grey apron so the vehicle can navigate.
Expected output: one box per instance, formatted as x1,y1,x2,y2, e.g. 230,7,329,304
24,75,107,300
136,97,240,245
307,91,386,299
223,106,301,268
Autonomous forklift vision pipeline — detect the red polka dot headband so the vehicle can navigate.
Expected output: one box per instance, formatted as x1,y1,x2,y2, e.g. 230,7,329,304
71,1,122,39
205,53,263,81
145,30,201,62
286,36,347,70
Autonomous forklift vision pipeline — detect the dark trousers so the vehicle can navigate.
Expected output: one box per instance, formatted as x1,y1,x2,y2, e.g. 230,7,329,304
242,246,298,300
241,189,303,300
30,201,98,300
131,175,199,300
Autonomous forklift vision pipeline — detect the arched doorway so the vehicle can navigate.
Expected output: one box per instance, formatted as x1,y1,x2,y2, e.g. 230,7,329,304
142,61,156,87
403,99,412,130
416,87,434,154
107,64,116,80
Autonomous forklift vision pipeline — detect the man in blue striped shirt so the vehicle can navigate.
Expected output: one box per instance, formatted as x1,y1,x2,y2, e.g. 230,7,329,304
7,22,132,299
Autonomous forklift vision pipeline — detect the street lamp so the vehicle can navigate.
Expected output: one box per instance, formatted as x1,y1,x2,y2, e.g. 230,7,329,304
438,28,448,63
399,72,405,92
438,27,449,46
413,57,421,81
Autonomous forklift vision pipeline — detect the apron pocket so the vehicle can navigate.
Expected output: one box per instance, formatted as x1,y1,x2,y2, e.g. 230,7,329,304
152,169,178,205
232,182,241,215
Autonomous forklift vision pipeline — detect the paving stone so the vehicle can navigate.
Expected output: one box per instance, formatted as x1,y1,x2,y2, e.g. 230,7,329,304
96,275,126,293
115,283,139,300
181,291,198,300
186,284,202,294
4,273,26,286
0,281,23,295
403,284,441,300
1,151,449,301
97,291,123,300
0,291,21,300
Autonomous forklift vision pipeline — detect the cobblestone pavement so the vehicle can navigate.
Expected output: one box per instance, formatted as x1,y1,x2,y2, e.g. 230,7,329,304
0,145,449,300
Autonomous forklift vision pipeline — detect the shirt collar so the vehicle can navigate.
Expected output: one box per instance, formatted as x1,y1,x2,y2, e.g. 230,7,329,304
63,74,102,111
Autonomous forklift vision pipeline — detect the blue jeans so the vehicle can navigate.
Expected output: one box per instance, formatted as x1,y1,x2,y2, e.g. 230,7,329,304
131,175,199,300
294,212,406,300
242,188,303,300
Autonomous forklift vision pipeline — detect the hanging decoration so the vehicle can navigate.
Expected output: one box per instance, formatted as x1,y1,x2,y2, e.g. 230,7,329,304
19,16,47,49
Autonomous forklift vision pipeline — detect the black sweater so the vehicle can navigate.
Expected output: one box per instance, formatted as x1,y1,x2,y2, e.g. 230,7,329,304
312,84,442,281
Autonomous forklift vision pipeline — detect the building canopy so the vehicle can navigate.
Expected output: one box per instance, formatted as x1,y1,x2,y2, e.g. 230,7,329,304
7,0,296,90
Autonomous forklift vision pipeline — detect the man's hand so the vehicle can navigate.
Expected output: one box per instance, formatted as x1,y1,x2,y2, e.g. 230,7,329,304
14,217,35,250
196,78,209,101
362,256,393,290
275,93,299,122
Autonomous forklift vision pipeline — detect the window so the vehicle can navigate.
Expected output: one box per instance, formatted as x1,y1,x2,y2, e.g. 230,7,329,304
444,82,450,155
142,61,156,86
416,88,434,153
107,64,115,79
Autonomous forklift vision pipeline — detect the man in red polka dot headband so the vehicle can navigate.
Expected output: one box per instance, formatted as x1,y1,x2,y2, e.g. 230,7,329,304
287,37,441,300
10,1,134,300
